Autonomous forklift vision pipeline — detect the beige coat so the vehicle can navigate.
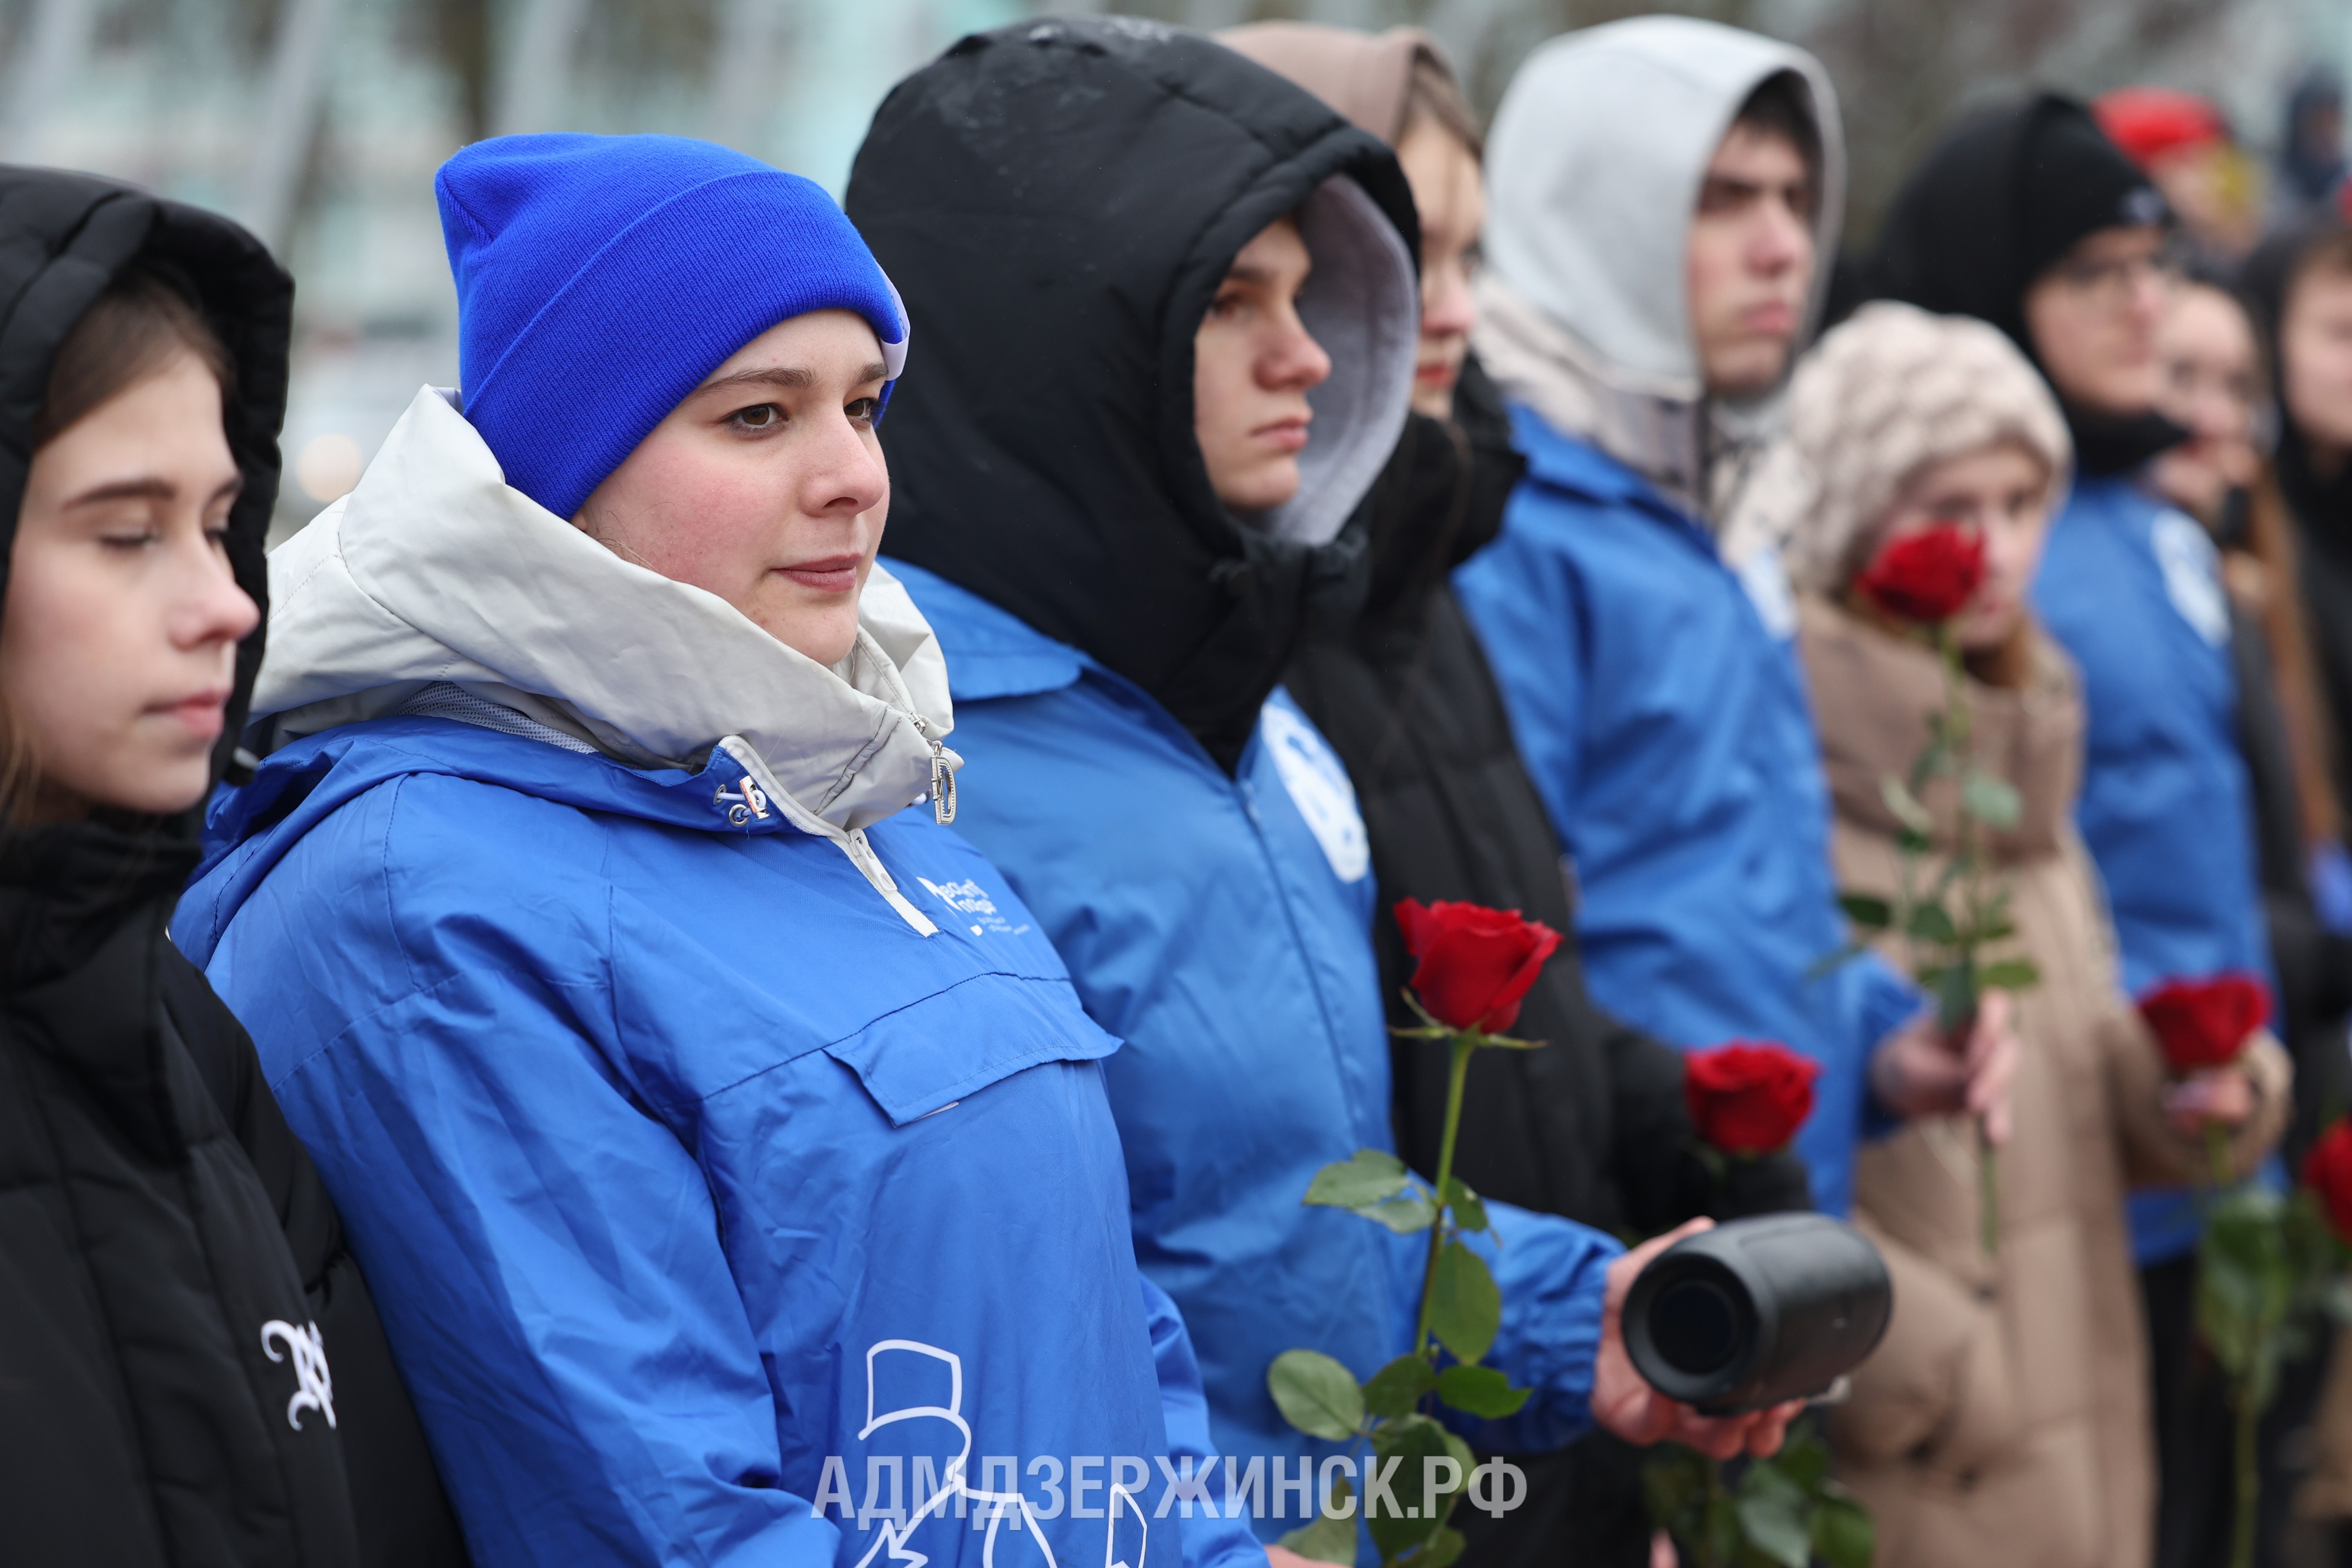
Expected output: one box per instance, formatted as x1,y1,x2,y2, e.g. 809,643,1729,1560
1798,597,2291,1568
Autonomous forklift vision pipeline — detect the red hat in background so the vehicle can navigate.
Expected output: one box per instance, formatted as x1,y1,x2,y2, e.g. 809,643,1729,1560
2095,87,2230,168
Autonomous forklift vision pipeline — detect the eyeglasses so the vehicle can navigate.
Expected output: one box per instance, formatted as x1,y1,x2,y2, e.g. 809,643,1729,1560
2163,357,2260,413
2050,250,2174,307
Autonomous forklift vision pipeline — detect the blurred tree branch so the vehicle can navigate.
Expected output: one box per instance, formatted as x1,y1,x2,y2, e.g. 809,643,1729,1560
1164,0,2257,246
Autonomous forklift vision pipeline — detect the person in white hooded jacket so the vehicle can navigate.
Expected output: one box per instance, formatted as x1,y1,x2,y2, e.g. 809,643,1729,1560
1453,16,2019,1226
175,132,1272,1568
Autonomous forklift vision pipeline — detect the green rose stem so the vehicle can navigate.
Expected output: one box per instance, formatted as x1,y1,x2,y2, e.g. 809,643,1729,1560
2232,1378,2260,1568
1837,528,2032,1259
1269,944,1550,1568
1933,622,2000,1260
2203,1116,2258,1568
2207,1121,2235,1190
1415,1032,1478,1359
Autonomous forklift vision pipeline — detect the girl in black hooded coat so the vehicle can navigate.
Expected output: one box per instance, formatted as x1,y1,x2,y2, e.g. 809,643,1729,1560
1282,354,1814,1568
0,165,465,1568
1216,24,1815,1566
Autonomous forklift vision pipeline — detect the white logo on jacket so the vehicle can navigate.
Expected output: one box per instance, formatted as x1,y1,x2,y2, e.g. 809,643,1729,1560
2152,508,2230,646
816,1339,1148,1568
1260,703,1370,883
916,877,1027,937
1734,545,1798,641
259,1319,335,1430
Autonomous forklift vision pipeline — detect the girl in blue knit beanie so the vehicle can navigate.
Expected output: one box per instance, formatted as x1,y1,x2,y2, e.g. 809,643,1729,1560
181,131,1268,1568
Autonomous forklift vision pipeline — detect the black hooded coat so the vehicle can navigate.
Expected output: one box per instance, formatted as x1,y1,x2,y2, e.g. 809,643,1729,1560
0,167,465,1568
847,17,1418,772
1283,355,1812,1568
1283,355,1812,1237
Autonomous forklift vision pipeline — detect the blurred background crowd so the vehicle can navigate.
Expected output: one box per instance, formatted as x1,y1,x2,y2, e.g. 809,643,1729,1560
0,0,2343,547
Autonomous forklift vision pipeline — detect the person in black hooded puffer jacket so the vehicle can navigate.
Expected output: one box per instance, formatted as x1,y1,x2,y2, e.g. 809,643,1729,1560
0,166,466,1568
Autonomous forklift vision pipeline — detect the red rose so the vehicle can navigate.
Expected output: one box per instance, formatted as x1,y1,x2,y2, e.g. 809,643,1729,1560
2138,972,2271,1074
1684,1041,1821,1156
1855,522,1987,623
2306,1119,2352,1246
1394,898,1562,1034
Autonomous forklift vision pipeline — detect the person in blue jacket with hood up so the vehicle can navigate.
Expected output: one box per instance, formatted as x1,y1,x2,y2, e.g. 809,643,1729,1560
176,132,1270,1568
845,21,1799,1563
1448,16,2017,1226
1858,94,2292,1568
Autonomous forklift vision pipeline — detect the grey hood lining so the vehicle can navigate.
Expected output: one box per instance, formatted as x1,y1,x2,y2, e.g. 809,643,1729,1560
1244,174,1419,547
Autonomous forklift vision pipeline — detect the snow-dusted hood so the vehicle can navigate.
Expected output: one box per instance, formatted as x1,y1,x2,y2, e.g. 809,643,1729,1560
1474,16,1845,529
254,385,959,837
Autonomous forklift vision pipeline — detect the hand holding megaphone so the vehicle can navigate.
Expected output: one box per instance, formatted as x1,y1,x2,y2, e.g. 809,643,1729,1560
1623,1213,1893,1415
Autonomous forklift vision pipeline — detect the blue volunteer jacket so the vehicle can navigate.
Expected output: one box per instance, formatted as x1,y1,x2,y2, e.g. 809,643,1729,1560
2033,474,2276,1262
175,716,1268,1568
1452,413,1921,1219
887,561,1621,1551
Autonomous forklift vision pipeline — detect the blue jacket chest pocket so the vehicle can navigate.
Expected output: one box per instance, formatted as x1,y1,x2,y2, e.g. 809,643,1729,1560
822,971,1124,1127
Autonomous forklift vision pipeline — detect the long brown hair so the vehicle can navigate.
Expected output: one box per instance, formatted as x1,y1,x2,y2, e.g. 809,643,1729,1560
2240,472,2342,846
1,265,234,829
2192,262,2347,848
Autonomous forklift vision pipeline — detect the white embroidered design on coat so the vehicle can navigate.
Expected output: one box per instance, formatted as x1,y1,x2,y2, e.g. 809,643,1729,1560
259,1319,336,1431
845,1339,1146,1568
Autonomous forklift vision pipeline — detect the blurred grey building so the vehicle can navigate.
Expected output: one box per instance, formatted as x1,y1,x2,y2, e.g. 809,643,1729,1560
0,0,2344,537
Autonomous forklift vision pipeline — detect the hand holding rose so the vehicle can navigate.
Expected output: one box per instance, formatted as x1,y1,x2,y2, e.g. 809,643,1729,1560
1866,990,2018,1143
2137,973,2269,1142
1683,1041,1819,1155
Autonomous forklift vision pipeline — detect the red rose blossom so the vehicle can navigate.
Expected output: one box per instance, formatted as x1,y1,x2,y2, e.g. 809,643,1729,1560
1855,522,1987,623
1684,1041,1821,1156
1394,898,1562,1034
2307,1119,2352,1246
2138,972,2271,1075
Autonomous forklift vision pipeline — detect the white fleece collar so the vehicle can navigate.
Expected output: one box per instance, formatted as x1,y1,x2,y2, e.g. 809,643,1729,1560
255,385,958,835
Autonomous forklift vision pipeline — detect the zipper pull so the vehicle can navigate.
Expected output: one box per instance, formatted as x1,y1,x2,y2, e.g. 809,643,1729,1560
844,827,939,936
913,715,957,825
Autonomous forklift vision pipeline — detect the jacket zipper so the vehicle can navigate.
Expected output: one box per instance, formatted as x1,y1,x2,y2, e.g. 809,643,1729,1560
715,737,939,937
839,827,939,936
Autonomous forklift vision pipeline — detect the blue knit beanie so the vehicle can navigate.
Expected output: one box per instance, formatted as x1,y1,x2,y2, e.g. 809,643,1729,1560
436,133,908,520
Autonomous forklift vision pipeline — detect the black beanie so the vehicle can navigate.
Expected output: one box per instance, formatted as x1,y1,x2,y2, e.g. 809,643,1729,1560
2015,103,2170,298
1867,94,2163,349
1863,94,2180,473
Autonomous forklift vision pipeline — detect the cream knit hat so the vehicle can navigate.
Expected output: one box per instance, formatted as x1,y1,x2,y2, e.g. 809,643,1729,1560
1732,301,2072,592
